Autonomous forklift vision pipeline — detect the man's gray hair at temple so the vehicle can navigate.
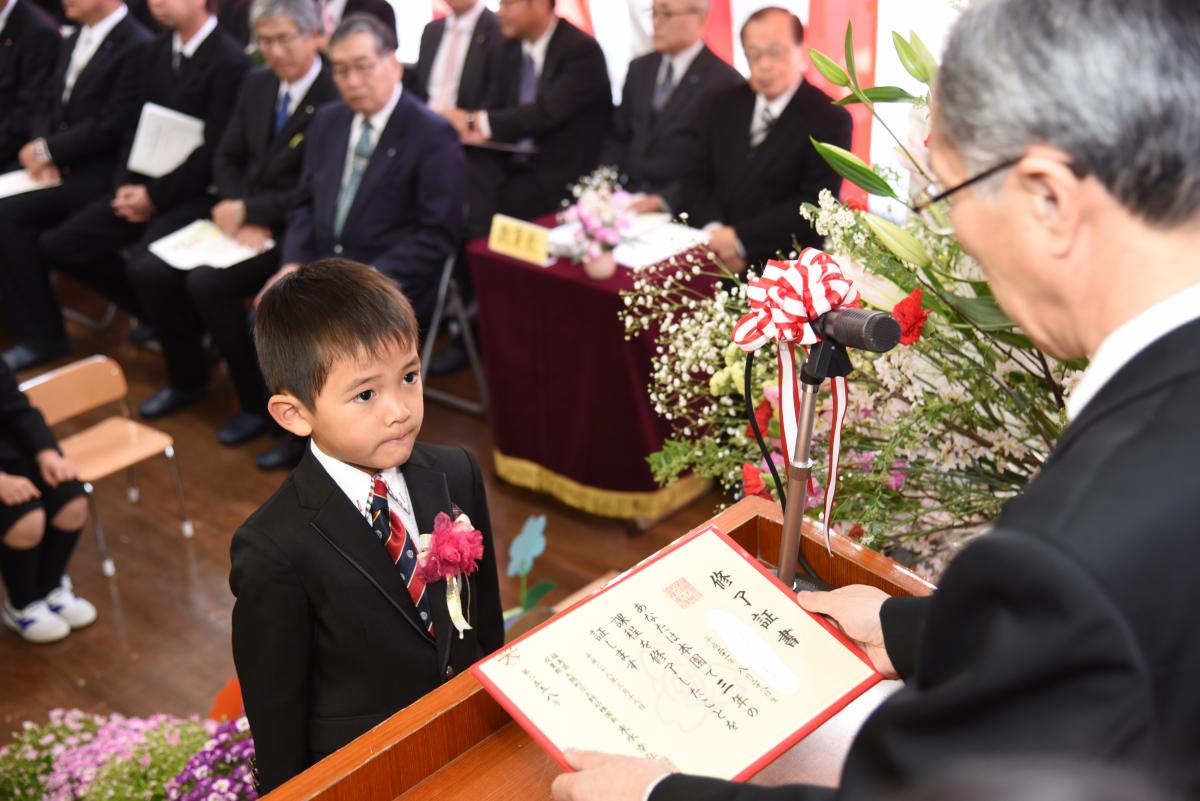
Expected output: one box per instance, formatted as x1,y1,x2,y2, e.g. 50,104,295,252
937,0,1200,226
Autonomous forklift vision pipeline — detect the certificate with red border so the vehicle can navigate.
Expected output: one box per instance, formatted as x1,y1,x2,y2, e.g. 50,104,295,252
470,525,882,781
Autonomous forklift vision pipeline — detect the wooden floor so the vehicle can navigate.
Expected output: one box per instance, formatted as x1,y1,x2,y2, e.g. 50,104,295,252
0,299,722,742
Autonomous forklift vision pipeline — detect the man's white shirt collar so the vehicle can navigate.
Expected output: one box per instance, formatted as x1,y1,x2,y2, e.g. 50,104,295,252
1066,281,1200,420
522,15,558,76
661,38,705,84
353,81,401,144
445,0,485,34
279,56,322,105
79,3,127,45
753,78,802,124
310,440,418,535
173,14,217,59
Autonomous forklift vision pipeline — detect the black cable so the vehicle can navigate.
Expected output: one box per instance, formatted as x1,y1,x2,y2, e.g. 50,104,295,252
743,351,822,583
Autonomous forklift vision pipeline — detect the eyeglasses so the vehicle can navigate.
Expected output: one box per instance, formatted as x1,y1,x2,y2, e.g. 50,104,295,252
255,30,302,50
331,58,382,81
909,156,1021,214
650,5,702,20
497,0,532,7
743,45,796,64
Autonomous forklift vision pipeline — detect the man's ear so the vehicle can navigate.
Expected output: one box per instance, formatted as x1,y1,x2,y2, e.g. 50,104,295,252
1014,146,1085,259
267,392,314,438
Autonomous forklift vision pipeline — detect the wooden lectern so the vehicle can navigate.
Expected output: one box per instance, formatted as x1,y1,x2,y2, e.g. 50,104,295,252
263,498,934,801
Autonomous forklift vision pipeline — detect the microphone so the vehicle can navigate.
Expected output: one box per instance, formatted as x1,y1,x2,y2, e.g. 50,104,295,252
813,308,901,352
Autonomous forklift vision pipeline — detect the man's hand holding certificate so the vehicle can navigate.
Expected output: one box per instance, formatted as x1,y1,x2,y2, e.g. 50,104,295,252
472,526,882,789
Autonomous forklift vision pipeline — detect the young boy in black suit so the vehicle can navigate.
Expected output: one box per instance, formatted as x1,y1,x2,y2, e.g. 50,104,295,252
230,258,505,793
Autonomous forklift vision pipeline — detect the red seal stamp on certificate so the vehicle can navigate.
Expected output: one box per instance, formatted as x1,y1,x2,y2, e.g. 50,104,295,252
663,577,702,609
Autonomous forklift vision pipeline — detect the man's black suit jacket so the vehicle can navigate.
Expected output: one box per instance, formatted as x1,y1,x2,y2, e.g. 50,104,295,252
118,25,251,211
0,361,58,466
653,318,1200,799
213,63,339,233
601,46,742,210
281,91,465,328
479,17,612,216
230,443,505,793
406,6,498,110
0,0,60,165
28,13,152,190
678,81,851,263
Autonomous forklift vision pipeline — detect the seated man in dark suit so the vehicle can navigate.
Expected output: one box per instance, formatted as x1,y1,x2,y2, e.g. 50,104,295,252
253,13,464,469
12,0,249,373
601,0,742,215
0,0,151,373
552,1,1200,800
124,0,336,445
405,0,498,113
677,7,850,271
318,0,391,51
0,0,60,169
442,0,612,238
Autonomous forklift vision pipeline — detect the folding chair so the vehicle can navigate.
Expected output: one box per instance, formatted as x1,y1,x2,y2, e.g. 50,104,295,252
421,254,489,416
19,356,193,577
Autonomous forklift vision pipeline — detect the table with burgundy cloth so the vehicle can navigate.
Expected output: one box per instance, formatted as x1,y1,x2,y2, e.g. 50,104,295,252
466,233,709,523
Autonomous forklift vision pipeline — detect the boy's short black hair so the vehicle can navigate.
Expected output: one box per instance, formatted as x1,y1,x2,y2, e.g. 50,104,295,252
255,258,419,408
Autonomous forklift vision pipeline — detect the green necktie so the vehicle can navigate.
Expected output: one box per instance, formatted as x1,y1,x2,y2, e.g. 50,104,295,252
334,119,374,237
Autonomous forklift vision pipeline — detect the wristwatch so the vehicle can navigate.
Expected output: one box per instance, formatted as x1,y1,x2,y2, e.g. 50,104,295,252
465,111,477,132
33,138,51,165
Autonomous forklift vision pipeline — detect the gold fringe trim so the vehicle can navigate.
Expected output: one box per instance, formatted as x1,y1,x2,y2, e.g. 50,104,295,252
492,450,711,523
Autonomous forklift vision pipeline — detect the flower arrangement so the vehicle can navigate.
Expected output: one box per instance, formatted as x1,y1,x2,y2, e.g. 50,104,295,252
622,25,1085,578
558,166,636,268
0,711,256,801
165,717,257,801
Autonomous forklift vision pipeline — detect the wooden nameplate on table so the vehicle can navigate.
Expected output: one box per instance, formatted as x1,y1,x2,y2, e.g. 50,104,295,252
260,498,933,801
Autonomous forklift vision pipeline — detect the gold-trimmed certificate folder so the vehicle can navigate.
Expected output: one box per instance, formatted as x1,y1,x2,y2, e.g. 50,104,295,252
471,525,881,781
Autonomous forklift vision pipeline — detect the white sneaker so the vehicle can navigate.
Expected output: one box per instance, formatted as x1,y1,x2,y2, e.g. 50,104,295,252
2,599,70,643
45,577,97,630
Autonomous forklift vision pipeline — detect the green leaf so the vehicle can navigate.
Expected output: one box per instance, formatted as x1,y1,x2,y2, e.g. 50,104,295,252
941,292,1015,330
835,86,919,106
523,580,556,610
809,48,850,87
908,31,939,83
892,31,929,84
811,138,899,199
844,22,859,90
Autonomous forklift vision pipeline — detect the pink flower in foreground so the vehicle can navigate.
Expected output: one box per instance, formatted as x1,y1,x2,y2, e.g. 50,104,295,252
419,513,484,582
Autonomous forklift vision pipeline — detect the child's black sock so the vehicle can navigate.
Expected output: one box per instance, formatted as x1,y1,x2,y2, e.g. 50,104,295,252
0,539,42,609
36,525,82,598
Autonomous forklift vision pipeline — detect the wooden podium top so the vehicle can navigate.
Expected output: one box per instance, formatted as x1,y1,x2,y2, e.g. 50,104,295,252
264,498,933,801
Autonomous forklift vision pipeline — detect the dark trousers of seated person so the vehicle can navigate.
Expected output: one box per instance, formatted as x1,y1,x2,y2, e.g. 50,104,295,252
37,192,215,326
0,458,86,608
0,164,116,341
126,249,278,415
465,149,560,240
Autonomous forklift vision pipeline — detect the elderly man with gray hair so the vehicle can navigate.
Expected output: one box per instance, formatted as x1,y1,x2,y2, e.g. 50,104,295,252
550,1,1200,800
126,0,338,451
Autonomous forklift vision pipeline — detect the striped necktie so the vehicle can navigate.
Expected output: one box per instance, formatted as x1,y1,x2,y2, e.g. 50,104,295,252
369,475,434,636
334,119,373,237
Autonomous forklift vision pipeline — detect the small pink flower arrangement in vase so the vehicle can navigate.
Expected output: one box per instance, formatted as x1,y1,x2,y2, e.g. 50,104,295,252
558,166,635,280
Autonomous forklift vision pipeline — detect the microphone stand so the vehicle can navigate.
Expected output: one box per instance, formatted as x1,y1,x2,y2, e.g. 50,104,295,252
777,339,854,591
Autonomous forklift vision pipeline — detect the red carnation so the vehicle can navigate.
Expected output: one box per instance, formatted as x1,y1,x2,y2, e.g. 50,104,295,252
892,289,930,345
744,399,774,440
741,463,773,500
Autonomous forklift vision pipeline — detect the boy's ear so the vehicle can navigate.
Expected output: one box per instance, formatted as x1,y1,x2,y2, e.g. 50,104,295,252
267,392,314,438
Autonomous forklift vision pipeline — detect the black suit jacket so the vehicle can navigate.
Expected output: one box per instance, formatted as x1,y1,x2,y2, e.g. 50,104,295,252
281,92,464,309
213,64,339,232
480,18,612,214
406,6,498,110
601,46,743,209
0,361,58,466
119,25,251,210
230,443,505,793
0,0,60,165
654,318,1200,799
29,14,152,176
340,0,394,39
678,81,851,263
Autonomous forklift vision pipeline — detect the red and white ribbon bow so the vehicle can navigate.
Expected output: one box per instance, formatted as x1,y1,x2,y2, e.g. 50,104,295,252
731,249,859,552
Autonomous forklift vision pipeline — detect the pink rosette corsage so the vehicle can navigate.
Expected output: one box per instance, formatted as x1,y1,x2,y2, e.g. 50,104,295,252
418,510,484,638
